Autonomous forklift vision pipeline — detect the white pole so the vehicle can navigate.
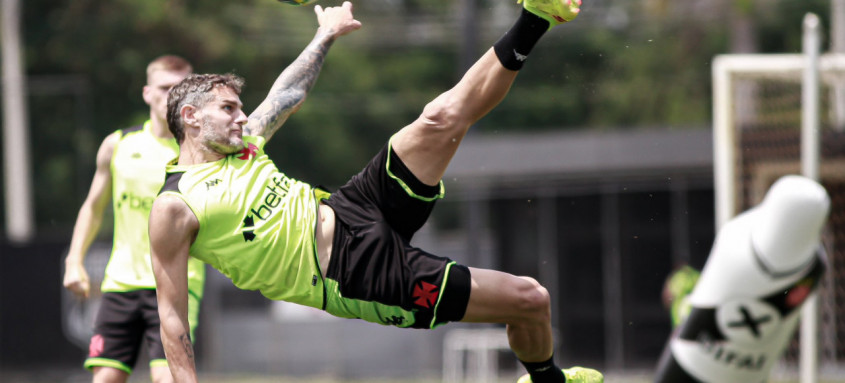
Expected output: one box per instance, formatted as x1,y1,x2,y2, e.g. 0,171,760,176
712,55,735,230
800,12,821,383
2,0,34,244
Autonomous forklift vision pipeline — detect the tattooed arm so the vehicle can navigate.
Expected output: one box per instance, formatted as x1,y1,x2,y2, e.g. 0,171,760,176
245,1,361,142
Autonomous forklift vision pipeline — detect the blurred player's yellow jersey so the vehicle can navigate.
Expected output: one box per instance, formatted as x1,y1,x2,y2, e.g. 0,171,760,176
160,135,324,308
104,120,206,299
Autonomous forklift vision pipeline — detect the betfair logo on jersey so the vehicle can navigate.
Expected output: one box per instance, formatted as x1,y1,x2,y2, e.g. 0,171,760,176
117,192,154,211
241,176,294,242
242,215,256,241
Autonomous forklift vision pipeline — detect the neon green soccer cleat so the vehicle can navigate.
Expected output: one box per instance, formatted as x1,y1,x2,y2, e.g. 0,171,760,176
518,0,581,29
517,366,604,383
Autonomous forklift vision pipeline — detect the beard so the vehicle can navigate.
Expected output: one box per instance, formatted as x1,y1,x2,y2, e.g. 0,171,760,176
201,116,243,155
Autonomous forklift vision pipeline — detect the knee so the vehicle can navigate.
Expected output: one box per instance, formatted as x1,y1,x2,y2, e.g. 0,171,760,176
419,92,468,135
514,277,551,321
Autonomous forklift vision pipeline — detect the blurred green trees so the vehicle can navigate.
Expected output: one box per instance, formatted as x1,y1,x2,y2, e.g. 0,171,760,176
15,0,832,235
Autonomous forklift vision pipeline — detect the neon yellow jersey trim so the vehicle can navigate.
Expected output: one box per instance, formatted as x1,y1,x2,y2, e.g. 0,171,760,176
84,357,132,374
386,136,445,202
429,262,454,329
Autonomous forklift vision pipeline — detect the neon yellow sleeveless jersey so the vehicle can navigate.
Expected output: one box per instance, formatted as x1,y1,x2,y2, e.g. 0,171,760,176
104,120,206,299
161,135,324,308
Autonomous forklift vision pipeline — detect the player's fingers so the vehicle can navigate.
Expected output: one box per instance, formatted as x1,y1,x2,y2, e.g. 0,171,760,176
343,1,353,12
65,281,84,297
314,5,323,17
65,272,90,297
81,283,90,299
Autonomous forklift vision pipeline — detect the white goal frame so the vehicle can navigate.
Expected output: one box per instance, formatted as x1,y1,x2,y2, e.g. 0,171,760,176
712,14,845,383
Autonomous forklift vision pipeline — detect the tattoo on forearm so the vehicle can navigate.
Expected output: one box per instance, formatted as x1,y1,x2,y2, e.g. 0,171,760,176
247,34,334,138
179,333,195,361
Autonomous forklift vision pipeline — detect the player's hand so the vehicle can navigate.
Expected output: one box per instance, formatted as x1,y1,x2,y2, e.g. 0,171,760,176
63,261,91,299
315,1,362,38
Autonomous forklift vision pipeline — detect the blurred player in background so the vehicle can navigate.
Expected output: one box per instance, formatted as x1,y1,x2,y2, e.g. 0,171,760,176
661,264,700,328
63,55,206,383
151,1,601,382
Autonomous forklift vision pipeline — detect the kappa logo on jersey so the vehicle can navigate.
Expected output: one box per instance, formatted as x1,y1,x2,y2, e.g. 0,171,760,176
205,178,222,190
237,143,258,160
384,316,405,326
412,281,439,308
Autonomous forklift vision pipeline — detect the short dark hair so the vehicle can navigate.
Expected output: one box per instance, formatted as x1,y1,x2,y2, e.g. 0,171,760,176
166,73,245,143
146,55,192,83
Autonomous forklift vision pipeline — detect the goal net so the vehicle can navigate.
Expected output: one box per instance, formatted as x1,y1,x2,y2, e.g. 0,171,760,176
712,52,845,378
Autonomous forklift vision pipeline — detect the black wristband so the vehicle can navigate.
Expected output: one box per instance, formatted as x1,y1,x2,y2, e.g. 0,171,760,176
493,9,550,71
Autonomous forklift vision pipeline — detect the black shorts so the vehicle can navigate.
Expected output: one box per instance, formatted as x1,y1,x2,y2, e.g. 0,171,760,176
323,143,471,329
84,290,165,373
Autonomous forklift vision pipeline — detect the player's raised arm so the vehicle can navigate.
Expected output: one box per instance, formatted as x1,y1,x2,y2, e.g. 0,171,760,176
149,194,199,382
245,1,361,141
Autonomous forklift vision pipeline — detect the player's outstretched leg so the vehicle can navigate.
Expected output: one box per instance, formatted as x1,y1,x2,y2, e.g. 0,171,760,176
431,0,596,382
462,268,603,383
482,1,599,382
391,0,582,188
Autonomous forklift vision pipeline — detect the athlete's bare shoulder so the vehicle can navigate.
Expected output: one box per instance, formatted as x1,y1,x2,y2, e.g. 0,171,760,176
95,131,121,165
150,194,199,240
